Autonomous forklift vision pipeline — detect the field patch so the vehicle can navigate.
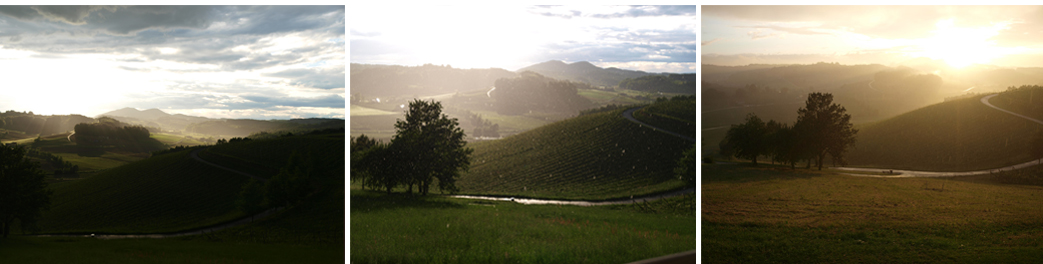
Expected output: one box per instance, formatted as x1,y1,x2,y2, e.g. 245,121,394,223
702,163,1043,262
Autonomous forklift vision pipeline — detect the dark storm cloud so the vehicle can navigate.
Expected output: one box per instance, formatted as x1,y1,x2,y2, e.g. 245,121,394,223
0,6,344,67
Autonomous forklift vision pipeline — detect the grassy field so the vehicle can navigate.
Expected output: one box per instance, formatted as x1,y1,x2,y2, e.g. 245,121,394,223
0,236,343,264
846,95,1042,171
351,104,399,116
0,128,36,142
150,132,206,146
702,163,1043,263
349,188,696,263
577,88,649,106
31,149,248,234
458,108,690,200
21,133,147,174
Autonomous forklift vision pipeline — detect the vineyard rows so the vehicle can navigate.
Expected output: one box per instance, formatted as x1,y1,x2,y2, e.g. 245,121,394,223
458,108,692,200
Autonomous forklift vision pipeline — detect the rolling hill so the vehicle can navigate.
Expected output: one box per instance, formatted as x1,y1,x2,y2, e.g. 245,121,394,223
845,94,1042,171
517,60,654,88
31,131,345,236
457,103,693,200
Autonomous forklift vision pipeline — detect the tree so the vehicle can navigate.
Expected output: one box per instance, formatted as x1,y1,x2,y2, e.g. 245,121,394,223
724,113,767,165
794,93,858,170
237,178,265,214
0,144,52,238
675,144,697,186
392,99,472,195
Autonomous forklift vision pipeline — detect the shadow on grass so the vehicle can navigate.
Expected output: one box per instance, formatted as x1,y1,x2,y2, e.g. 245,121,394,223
702,162,826,183
350,189,465,214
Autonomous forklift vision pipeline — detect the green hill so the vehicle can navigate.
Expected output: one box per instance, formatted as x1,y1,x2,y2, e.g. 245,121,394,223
846,94,1042,171
457,107,691,200
36,149,248,233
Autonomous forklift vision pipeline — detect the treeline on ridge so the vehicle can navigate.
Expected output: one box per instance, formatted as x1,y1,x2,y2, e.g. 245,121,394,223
73,117,151,145
618,74,697,94
0,111,95,136
491,71,596,116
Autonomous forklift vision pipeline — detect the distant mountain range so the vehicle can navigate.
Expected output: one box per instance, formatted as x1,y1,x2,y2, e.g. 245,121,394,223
516,60,655,88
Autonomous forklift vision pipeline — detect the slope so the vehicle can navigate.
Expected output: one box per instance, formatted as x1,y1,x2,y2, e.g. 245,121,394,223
457,107,692,200
35,148,249,234
845,94,1042,171
517,60,654,88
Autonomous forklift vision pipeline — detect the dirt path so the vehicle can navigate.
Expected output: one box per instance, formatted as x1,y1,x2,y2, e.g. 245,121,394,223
451,188,694,206
836,94,1043,177
30,147,281,239
452,106,695,205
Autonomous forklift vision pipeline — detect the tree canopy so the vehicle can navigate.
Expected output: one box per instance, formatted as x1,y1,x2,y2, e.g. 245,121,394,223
795,93,858,170
721,92,857,170
0,144,52,238
351,100,473,195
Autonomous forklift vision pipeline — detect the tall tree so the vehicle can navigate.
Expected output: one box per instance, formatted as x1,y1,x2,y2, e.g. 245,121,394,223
392,99,472,195
794,93,858,170
724,113,767,165
0,144,52,238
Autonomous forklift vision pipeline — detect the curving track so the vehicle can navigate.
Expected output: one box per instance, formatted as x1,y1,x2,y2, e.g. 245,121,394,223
836,94,1043,177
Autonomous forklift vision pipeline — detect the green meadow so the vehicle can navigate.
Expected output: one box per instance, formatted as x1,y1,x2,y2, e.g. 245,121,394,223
702,163,1043,263
350,188,696,264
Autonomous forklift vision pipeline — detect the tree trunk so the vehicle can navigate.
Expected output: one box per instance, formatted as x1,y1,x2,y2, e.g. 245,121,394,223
817,154,825,170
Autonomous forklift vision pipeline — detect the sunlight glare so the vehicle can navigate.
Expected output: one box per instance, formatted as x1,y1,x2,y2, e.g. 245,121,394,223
913,19,1012,68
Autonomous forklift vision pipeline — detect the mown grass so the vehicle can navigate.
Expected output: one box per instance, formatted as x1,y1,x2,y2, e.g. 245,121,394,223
349,188,696,264
702,163,1043,263
846,95,1042,171
0,236,342,264
458,108,690,200
33,149,249,234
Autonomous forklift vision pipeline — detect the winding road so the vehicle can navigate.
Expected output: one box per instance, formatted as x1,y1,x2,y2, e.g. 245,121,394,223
450,106,696,206
836,94,1043,177
31,147,283,239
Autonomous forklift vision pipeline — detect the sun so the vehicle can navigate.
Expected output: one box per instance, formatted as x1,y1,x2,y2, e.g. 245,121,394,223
913,19,1011,69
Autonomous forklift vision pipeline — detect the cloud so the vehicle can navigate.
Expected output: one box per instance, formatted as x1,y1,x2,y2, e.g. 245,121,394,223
702,38,721,46
240,94,345,109
263,65,345,89
704,6,1041,39
591,5,697,18
701,52,910,66
739,25,831,36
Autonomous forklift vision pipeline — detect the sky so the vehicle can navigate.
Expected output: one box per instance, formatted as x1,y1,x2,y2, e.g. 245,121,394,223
702,5,1043,68
0,5,345,119
349,5,698,73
